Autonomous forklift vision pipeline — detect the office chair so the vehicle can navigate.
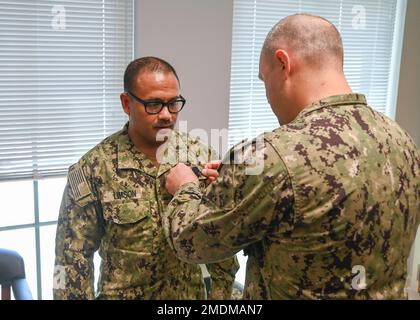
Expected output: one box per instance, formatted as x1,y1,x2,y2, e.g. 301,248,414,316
0,248,33,300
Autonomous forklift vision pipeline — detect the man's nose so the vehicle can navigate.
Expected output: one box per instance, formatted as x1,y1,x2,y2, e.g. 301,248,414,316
158,106,172,120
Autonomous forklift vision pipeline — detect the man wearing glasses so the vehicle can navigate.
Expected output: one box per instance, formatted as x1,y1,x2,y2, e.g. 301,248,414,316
53,56,238,299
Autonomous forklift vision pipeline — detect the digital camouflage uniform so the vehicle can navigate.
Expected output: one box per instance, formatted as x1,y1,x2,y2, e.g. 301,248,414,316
164,94,420,299
54,123,239,299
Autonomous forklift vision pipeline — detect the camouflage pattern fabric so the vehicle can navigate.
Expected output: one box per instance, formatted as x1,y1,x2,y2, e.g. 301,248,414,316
54,123,239,299
164,94,420,299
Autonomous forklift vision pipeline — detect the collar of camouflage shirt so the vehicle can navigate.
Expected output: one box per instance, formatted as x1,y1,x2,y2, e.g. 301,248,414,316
116,125,173,178
293,93,367,121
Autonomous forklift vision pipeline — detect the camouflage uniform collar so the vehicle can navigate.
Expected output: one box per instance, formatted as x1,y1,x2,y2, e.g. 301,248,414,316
116,122,175,178
295,93,367,120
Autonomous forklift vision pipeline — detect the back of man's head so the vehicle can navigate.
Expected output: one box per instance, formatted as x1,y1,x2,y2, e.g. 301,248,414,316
262,13,344,69
123,56,180,92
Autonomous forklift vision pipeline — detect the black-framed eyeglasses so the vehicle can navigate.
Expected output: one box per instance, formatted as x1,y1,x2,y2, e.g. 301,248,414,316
126,91,186,114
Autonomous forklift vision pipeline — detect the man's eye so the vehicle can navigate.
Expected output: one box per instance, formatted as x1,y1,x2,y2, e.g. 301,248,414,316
146,102,162,107
168,101,181,107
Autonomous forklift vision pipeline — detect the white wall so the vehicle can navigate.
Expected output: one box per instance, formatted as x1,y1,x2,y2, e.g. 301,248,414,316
135,0,233,154
407,228,420,299
396,0,420,300
396,0,420,147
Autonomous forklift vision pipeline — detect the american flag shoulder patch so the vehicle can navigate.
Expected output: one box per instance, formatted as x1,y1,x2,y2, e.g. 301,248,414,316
68,165,92,201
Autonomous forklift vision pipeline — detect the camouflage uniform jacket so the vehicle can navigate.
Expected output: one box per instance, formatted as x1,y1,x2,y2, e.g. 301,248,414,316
54,123,239,299
164,94,420,299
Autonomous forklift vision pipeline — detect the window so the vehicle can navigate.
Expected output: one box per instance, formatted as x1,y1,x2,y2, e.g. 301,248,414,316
0,0,134,299
228,0,407,146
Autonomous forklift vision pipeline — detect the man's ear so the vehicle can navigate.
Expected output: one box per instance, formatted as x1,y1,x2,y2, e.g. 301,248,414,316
120,92,130,116
275,49,291,77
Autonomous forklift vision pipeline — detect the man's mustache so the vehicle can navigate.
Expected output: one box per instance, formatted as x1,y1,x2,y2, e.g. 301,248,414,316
153,122,175,129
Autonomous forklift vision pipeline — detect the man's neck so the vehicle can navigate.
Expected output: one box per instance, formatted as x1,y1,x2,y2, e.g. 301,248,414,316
291,70,352,116
139,146,159,164
127,128,160,163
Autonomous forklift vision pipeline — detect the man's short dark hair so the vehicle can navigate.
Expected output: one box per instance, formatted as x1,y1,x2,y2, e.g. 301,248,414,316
123,56,180,92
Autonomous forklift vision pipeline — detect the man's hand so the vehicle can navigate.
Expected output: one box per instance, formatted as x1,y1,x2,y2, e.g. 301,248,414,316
166,163,199,195
202,160,222,183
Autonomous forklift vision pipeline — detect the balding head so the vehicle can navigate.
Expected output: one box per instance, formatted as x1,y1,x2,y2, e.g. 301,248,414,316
259,14,352,125
262,13,344,68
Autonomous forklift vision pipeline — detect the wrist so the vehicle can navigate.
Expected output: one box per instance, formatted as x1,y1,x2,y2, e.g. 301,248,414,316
173,181,201,198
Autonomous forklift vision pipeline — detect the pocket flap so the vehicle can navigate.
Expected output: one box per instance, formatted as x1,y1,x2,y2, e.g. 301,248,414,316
102,199,150,224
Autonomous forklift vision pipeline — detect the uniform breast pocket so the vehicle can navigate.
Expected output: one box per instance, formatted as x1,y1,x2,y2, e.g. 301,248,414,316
101,198,155,255
102,198,151,225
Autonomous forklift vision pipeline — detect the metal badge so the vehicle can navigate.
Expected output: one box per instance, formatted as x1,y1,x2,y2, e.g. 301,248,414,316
191,166,202,177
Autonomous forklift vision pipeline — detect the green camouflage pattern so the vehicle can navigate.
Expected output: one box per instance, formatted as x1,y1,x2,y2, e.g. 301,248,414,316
54,123,239,299
164,94,420,299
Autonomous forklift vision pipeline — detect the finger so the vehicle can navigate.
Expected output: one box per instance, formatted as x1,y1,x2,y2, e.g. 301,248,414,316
209,160,222,168
205,160,222,170
165,176,173,195
205,176,216,186
202,168,219,178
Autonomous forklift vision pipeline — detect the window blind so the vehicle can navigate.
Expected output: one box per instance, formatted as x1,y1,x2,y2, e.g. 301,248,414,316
228,0,406,146
0,0,134,181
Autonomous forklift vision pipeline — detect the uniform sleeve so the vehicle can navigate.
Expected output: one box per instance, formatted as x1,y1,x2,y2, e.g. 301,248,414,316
205,256,240,300
53,163,104,300
164,138,293,264
196,142,240,299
